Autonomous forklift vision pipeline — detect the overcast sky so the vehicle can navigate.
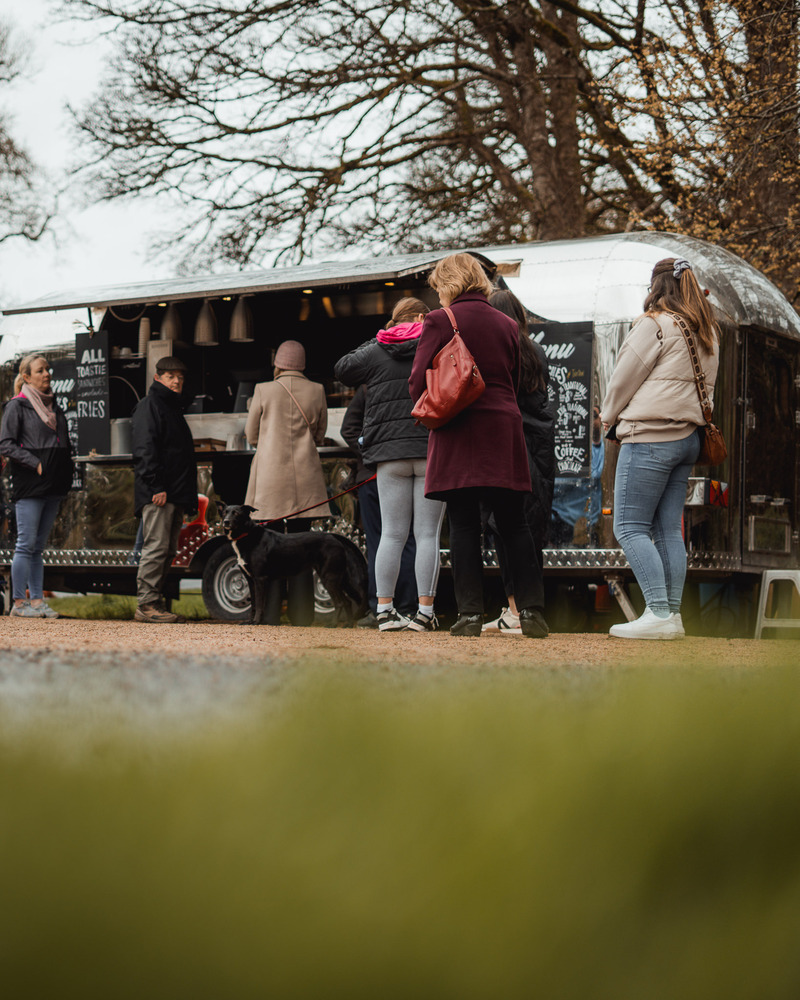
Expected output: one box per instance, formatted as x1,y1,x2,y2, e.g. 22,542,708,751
0,0,178,309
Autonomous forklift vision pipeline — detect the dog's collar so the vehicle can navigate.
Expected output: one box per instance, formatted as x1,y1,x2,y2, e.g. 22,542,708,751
228,532,249,543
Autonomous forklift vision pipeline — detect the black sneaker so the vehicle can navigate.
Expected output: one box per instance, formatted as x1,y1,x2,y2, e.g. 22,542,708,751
449,614,483,637
405,611,439,632
519,608,549,638
377,609,411,631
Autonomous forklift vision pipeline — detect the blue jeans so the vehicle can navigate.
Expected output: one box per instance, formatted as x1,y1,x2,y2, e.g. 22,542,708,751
12,496,64,601
613,431,700,614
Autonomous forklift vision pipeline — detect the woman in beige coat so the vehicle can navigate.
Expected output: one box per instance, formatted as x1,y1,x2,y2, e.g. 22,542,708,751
244,340,332,624
600,257,719,640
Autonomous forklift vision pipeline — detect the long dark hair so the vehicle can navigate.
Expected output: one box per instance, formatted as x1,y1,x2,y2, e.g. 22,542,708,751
488,289,546,393
644,258,718,352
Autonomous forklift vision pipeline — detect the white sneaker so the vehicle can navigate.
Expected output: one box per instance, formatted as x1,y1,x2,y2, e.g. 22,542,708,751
671,612,686,638
377,609,411,632
405,611,439,632
9,601,45,618
482,607,522,634
609,608,683,640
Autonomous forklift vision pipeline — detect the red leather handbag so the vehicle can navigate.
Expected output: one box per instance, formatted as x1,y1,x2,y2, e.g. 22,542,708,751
411,306,485,430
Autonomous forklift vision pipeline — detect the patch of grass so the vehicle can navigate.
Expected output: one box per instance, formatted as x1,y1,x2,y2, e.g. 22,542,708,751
2,667,800,998
48,592,209,620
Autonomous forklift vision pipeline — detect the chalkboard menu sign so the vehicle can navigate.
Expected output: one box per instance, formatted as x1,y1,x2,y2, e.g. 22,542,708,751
75,329,111,454
530,321,594,478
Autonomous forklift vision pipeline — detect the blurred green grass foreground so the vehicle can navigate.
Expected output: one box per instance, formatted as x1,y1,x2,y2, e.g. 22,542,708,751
2,665,800,999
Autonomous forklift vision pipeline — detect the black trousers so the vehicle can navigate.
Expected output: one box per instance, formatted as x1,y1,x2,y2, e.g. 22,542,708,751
445,488,542,615
263,517,315,625
487,491,545,612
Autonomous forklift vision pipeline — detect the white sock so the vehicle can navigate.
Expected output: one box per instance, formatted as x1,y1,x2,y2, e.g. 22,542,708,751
377,602,394,615
417,605,434,618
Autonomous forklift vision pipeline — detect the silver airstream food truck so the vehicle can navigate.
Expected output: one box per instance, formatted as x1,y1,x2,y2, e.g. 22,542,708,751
1,232,798,635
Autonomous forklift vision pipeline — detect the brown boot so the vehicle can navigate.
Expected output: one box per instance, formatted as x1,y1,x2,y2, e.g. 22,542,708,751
135,603,183,623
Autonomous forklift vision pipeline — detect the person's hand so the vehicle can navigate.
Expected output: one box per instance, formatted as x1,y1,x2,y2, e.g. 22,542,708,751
152,492,167,506
36,462,42,475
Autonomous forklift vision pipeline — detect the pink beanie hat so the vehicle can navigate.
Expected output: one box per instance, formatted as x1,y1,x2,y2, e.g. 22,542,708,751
274,340,306,371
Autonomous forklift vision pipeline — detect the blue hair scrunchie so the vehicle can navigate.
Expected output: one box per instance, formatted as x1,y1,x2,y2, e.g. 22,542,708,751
673,259,692,279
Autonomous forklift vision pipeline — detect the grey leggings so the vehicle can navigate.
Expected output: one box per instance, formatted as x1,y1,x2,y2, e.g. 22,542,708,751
375,459,446,599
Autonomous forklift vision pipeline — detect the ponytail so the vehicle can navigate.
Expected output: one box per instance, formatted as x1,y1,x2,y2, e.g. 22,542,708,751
644,258,718,352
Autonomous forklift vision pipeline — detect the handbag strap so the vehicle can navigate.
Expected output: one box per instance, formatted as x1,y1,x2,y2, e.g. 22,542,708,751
666,310,714,423
276,377,313,431
442,305,460,336
441,304,482,384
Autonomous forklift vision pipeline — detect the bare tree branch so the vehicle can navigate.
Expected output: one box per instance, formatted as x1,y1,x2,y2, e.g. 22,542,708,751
61,0,800,300
0,18,52,247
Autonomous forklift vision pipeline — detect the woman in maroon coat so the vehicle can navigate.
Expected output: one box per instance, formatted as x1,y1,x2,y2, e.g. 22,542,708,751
409,253,548,638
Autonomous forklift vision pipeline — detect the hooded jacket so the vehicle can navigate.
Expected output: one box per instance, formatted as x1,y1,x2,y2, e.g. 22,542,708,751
334,334,430,465
131,379,198,515
0,395,73,501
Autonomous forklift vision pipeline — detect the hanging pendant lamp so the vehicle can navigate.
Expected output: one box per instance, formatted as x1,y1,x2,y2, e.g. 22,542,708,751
194,300,218,346
161,302,182,341
229,296,254,343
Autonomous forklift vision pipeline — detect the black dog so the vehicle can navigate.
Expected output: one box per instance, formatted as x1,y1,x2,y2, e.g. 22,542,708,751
220,504,368,625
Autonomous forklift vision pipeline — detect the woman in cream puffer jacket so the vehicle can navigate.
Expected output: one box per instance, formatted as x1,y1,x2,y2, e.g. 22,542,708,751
600,257,719,640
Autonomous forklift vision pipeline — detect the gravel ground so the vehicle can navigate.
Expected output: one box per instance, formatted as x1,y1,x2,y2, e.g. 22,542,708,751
3,616,795,666
1,617,796,729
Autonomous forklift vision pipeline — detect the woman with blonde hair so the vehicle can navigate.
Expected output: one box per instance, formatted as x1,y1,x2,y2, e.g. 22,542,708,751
409,254,547,638
0,354,73,617
601,257,719,639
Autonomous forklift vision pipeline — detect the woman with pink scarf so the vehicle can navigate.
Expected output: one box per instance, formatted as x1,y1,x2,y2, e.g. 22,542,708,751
0,354,73,618
335,298,446,632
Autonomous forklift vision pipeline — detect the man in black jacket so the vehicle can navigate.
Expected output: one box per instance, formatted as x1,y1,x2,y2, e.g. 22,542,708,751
131,357,197,623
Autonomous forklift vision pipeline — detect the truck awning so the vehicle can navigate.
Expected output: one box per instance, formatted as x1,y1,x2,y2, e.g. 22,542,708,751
2,249,500,315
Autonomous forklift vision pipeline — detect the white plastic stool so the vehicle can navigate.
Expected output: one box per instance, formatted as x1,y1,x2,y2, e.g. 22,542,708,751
753,570,800,639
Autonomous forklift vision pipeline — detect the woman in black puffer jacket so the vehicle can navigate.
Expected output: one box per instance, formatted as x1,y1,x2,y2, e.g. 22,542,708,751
0,354,73,618
335,298,446,632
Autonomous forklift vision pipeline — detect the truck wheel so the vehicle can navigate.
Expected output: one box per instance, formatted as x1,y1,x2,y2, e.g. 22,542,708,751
201,546,252,622
314,572,338,625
